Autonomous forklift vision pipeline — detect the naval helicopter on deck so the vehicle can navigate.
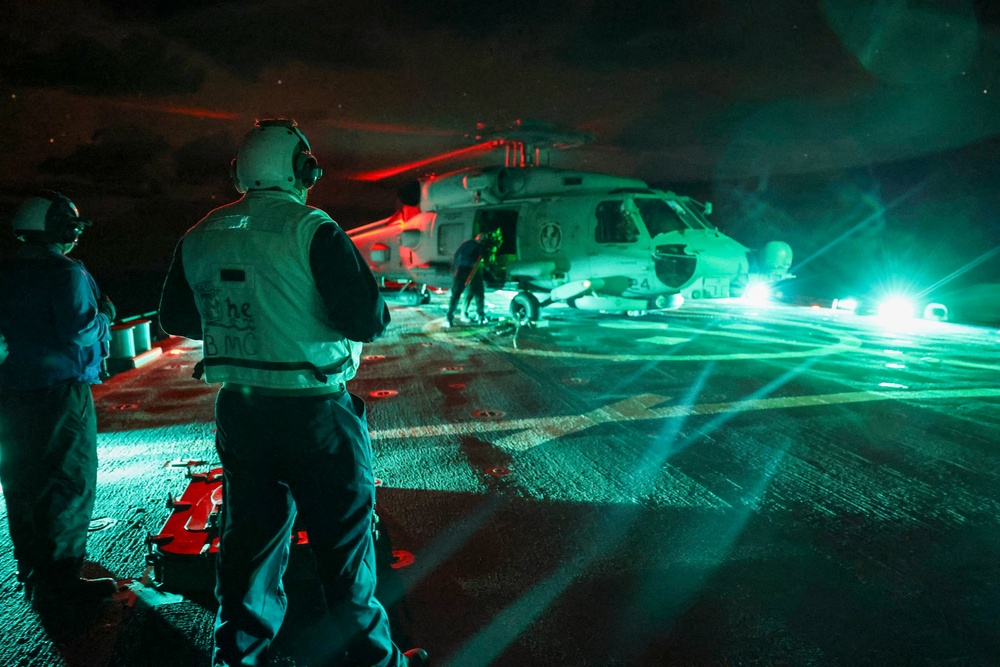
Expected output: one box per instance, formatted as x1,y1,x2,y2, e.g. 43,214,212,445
347,121,794,323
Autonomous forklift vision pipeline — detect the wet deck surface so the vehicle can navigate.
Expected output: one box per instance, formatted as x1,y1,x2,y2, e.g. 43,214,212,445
1,298,999,666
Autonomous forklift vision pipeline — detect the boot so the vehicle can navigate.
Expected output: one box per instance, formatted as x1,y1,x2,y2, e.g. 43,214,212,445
30,574,118,609
29,558,118,609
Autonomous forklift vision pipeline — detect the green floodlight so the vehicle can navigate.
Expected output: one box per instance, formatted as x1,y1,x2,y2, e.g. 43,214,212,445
877,296,915,321
742,279,772,305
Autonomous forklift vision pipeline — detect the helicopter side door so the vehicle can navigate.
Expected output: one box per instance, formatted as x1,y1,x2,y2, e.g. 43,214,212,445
473,207,519,286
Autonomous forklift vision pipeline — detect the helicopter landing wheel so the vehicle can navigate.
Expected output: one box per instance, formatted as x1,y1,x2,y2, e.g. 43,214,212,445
652,293,684,310
510,292,541,324
399,285,431,306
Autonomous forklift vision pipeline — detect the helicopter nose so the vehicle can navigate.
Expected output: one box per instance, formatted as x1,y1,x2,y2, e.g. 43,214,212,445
652,234,750,294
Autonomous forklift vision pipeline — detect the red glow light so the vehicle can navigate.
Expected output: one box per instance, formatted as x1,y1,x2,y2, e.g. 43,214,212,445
164,106,239,120
369,389,399,399
118,102,239,120
350,141,500,181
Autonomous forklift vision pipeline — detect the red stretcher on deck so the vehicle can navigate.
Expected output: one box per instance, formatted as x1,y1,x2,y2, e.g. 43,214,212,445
145,463,234,594
145,462,402,601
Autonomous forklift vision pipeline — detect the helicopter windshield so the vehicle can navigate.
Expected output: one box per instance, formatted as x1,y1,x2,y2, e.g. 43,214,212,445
595,200,640,243
634,197,713,235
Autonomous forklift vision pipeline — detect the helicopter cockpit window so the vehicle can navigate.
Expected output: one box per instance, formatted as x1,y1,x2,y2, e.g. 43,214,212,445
634,198,691,236
595,200,639,244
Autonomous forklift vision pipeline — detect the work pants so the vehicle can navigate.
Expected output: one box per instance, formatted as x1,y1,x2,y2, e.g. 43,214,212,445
213,387,403,667
0,382,98,581
447,267,485,322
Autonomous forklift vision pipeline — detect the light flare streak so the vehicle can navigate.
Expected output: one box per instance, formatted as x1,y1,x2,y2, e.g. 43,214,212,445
918,244,1000,297
116,102,240,120
791,183,922,274
350,141,500,181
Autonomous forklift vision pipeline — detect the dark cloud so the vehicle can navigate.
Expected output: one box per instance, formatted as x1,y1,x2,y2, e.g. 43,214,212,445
174,133,238,188
389,0,583,35
39,125,171,196
80,0,839,82
1,34,204,96
157,2,405,78
97,0,234,20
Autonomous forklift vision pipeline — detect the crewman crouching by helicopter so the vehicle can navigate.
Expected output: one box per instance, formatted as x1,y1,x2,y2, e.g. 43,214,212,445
445,230,501,328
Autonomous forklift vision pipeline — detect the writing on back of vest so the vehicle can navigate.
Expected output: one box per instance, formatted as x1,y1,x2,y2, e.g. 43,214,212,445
196,281,258,357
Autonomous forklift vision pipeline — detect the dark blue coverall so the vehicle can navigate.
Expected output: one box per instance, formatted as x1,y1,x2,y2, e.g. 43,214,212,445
446,238,486,325
160,222,398,666
0,243,111,589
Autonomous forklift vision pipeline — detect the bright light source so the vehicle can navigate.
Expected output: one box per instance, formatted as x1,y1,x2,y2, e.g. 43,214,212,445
877,297,915,321
743,281,771,304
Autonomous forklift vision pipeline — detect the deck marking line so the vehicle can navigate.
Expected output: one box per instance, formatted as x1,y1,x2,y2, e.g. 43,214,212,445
371,387,1000,452
428,320,863,362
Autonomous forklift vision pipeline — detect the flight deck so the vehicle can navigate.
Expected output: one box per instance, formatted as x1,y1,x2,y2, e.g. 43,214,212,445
0,299,998,666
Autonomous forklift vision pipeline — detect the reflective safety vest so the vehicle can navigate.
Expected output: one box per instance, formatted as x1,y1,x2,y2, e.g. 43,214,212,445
181,190,361,389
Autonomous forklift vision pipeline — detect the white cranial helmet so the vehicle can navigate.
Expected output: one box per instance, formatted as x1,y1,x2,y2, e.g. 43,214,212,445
12,192,90,244
231,118,323,194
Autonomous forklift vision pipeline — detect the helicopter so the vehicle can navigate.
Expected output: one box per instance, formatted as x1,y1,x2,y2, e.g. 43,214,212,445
346,121,794,323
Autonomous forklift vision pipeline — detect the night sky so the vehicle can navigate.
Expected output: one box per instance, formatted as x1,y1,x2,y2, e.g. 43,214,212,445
2,0,999,322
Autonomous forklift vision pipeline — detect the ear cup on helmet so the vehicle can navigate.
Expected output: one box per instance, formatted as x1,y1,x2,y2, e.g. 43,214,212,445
295,152,323,189
233,119,322,193
60,220,85,244
46,193,86,244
